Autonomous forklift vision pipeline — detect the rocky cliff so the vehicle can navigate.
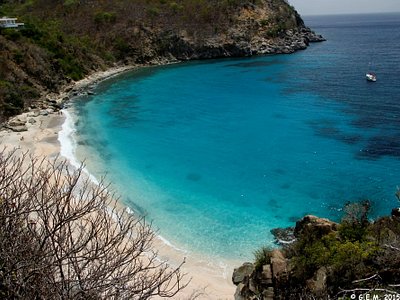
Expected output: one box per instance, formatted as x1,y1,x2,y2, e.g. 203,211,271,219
0,0,323,122
233,207,400,299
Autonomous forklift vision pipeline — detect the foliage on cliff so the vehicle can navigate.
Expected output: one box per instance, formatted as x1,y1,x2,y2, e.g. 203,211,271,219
0,0,319,122
286,207,400,298
234,201,400,299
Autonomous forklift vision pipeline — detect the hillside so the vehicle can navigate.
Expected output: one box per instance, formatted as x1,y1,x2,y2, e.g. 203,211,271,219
0,0,324,122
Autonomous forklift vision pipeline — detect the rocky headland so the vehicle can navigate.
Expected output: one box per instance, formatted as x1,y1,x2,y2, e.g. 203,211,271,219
0,0,324,124
232,203,400,299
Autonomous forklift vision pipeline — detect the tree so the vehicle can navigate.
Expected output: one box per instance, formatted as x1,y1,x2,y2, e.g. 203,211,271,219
0,148,188,299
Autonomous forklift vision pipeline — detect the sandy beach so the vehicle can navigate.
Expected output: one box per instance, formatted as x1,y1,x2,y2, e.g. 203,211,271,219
0,66,237,299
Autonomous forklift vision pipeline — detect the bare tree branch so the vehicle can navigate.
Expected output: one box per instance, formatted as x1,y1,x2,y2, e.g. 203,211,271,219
0,148,189,299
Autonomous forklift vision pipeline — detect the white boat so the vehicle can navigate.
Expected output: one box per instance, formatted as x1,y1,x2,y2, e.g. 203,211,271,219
366,72,377,82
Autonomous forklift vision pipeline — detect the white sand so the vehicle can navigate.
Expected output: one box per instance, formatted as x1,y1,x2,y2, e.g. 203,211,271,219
0,66,238,299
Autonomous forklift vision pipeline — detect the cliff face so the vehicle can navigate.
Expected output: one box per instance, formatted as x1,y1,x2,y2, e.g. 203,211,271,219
233,209,400,299
158,1,324,60
0,0,324,121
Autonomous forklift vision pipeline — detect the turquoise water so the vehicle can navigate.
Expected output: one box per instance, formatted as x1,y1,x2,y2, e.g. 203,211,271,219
68,13,400,260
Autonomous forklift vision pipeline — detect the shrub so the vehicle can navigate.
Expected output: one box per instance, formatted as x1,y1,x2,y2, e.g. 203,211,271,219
147,6,160,18
12,49,24,64
57,57,85,80
339,221,367,242
94,11,116,24
63,0,78,7
0,149,188,299
169,1,183,13
1,28,21,41
254,246,273,270
20,23,43,40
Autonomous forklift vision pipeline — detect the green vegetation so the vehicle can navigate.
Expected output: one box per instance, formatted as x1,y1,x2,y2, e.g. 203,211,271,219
0,0,304,121
250,199,400,298
94,11,116,24
254,246,273,270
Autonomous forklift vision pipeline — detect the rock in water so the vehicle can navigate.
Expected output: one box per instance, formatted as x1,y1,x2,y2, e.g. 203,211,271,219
271,227,296,245
391,208,400,218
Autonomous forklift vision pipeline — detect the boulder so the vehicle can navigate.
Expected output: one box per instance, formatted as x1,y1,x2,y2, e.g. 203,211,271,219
391,208,400,218
306,267,327,295
270,250,287,278
261,264,273,285
6,116,28,132
28,110,40,117
6,124,28,132
262,287,274,300
8,117,26,127
232,262,255,285
248,278,257,294
234,283,247,300
294,215,338,238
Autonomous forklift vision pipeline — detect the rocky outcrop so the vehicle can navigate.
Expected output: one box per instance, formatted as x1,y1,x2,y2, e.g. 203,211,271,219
391,207,400,217
233,263,255,285
233,249,289,300
0,0,324,122
270,227,295,245
1,0,324,122
234,211,400,299
306,267,328,296
160,27,323,60
159,3,324,61
5,116,28,132
233,215,339,300
294,215,338,238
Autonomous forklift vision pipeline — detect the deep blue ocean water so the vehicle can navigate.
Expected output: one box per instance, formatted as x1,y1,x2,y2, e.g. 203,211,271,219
67,13,400,261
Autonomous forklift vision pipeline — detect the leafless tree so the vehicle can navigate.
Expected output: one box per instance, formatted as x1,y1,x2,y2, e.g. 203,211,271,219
0,148,188,299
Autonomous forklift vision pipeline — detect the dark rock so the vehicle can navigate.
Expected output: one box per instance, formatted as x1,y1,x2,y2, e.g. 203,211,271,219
271,227,296,245
392,208,400,218
51,103,63,110
232,262,255,285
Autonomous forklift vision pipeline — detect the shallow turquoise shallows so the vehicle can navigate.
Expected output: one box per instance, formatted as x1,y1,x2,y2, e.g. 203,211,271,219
68,13,400,260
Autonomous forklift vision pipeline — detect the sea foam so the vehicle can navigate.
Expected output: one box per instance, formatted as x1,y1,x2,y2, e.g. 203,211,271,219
58,108,100,186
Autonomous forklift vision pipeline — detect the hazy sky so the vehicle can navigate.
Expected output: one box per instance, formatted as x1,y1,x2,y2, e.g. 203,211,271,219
288,0,400,16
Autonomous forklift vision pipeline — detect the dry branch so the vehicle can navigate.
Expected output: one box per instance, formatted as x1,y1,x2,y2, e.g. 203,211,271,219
0,148,188,299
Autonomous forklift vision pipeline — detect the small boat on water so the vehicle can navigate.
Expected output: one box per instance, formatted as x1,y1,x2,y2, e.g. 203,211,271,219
366,72,377,82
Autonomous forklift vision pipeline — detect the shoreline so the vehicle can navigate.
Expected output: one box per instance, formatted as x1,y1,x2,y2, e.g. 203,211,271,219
0,64,237,299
